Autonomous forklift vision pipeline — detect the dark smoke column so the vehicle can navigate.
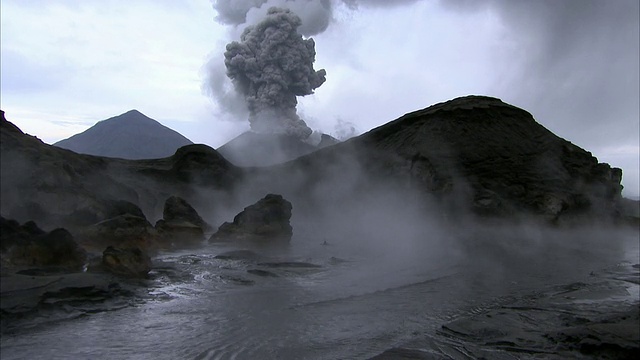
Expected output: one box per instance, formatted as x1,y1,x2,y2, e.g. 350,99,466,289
224,7,326,139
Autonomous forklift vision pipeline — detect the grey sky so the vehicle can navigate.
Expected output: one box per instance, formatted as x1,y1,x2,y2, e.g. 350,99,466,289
1,0,638,196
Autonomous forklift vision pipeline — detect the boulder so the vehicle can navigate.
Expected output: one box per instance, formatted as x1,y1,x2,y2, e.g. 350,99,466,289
210,194,293,243
155,196,212,244
155,219,204,243
1,217,86,271
102,246,151,278
103,199,146,219
79,214,158,251
0,217,45,253
162,196,211,229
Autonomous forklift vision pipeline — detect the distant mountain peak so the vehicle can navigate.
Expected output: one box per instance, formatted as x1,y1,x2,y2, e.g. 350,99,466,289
54,110,193,160
100,109,153,123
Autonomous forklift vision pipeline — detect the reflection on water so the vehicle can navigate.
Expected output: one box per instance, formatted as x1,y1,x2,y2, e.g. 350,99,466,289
1,227,638,359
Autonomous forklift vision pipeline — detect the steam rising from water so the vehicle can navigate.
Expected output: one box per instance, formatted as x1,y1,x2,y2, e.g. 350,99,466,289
223,7,326,139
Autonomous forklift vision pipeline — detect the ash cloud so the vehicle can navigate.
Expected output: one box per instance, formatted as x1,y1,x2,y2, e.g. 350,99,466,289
213,0,333,37
223,7,327,138
212,0,422,36
205,0,425,137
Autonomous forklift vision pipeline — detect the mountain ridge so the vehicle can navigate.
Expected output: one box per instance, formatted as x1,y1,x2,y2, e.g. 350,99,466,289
0,96,633,230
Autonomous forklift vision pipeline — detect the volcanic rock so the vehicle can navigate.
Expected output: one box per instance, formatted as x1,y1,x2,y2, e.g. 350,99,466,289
210,194,293,243
155,219,205,244
0,217,45,253
0,110,239,230
0,271,135,326
281,96,625,221
102,246,152,278
0,96,631,226
79,214,158,251
0,217,86,271
214,250,260,261
155,196,212,244
103,199,147,219
54,109,193,160
161,195,211,231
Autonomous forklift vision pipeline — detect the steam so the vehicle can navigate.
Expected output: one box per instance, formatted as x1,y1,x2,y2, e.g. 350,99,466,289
223,7,326,139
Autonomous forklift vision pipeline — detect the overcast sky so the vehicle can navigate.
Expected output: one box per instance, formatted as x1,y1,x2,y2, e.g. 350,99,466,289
1,0,638,197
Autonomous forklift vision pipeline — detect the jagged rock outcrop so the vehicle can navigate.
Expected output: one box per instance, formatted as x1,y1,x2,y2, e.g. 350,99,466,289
102,246,152,278
281,96,625,221
161,196,211,231
0,217,86,271
210,194,293,243
155,196,212,244
366,96,624,219
54,109,193,160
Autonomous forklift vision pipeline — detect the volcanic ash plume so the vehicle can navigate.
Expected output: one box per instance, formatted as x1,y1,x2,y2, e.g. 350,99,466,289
224,7,326,139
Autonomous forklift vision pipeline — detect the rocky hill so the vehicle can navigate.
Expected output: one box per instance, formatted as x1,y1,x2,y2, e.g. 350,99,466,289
369,96,623,219
54,110,193,160
0,96,632,231
271,96,625,222
0,110,238,230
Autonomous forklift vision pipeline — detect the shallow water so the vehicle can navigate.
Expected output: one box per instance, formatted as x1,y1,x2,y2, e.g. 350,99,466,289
1,227,638,359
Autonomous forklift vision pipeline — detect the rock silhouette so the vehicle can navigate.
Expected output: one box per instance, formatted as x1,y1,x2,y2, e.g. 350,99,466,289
210,194,293,243
102,246,152,278
0,217,86,271
155,196,212,244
